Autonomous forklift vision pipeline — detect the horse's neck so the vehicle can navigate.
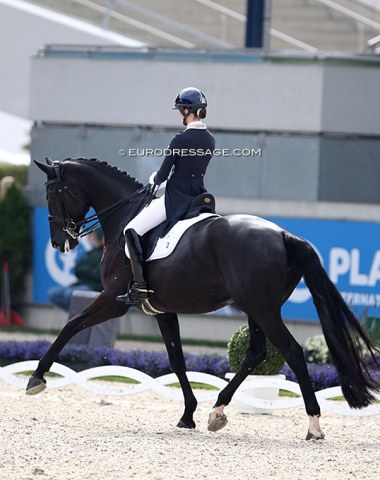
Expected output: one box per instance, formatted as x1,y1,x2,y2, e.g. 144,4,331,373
98,194,142,236
82,165,142,234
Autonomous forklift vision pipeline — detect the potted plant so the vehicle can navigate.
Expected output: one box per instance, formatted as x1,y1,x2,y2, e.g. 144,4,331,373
227,325,285,414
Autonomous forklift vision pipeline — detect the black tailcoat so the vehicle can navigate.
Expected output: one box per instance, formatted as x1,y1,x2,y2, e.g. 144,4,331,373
155,127,215,236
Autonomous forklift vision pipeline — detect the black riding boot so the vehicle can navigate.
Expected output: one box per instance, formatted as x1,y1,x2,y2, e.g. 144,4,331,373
116,229,154,303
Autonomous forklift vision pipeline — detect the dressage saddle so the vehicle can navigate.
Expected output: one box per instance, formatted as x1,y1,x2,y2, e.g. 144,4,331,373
183,193,216,218
141,192,216,259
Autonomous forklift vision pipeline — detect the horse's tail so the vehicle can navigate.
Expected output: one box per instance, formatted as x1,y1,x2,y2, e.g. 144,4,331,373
283,231,380,408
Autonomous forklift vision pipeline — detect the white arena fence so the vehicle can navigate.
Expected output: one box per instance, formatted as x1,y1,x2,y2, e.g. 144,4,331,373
1,361,380,418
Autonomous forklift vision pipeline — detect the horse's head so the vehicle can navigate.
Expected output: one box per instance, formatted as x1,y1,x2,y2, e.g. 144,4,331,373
35,158,91,253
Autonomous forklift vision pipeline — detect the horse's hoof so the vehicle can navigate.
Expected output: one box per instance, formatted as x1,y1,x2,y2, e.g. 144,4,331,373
26,377,47,396
207,411,228,432
306,429,325,441
177,419,196,429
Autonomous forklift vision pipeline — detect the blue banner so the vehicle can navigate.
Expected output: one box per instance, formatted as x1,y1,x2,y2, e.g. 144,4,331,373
270,217,380,322
33,207,380,322
33,207,94,304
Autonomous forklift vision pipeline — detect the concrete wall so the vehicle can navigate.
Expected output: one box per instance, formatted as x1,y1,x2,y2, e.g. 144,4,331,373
321,64,380,135
28,123,380,208
28,124,321,204
319,136,380,203
29,50,380,135
27,49,380,206
22,303,322,346
30,55,324,132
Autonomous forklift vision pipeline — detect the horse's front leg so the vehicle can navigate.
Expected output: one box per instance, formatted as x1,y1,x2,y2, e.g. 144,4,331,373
156,313,197,429
26,292,129,395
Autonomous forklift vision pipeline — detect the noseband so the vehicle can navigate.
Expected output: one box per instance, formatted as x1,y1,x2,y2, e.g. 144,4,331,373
45,162,90,239
45,161,150,240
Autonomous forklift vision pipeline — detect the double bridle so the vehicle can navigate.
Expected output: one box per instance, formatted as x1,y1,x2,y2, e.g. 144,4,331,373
45,161,150,240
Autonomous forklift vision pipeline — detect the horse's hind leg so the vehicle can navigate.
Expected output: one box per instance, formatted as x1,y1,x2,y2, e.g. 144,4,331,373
26,293,129,395
156,313,197,429
259,311,325,440
208,317,266,432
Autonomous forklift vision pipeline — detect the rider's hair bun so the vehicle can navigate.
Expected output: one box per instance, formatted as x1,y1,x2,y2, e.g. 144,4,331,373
197,107,207,119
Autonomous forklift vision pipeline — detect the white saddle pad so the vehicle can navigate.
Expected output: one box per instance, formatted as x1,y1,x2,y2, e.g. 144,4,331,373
146,213,219,262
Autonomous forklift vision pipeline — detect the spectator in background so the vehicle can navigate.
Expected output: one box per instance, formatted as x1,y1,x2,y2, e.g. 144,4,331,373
48,229,104,312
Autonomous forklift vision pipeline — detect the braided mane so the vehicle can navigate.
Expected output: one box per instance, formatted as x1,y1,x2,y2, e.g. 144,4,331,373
64,157,144,189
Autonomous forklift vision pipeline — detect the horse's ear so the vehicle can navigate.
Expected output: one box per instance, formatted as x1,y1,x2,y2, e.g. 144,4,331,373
45,156,53,166
34,160,54,177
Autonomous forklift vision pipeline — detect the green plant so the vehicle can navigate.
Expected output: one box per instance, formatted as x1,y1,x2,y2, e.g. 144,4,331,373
227,325,285,375
304,332,373,365
0,182,30,307
304,334,330,364
365,317,380,341
0,163,28,186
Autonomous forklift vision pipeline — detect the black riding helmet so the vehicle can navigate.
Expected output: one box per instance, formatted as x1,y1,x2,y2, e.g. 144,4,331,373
173,87,207,126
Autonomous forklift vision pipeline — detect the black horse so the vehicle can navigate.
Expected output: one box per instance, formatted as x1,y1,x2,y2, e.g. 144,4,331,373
29,157,379,440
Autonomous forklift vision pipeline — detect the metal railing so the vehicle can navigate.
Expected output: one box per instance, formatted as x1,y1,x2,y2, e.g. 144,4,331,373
28,0,380,53
312,0,380,51
68,0,196,47
368,33,380,52
34,0,318,52
57,0,236,48
194,0,319,52
105,0,234,48
196,0,380,53
313,0,380,31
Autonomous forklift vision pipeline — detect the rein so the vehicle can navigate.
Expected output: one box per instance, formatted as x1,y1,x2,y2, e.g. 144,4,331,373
45,162,152,239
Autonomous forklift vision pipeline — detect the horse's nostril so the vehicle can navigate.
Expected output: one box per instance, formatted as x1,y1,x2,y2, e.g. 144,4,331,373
51,241,59,250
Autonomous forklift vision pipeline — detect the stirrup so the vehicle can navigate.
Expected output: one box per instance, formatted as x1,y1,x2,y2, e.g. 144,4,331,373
116,283,154,304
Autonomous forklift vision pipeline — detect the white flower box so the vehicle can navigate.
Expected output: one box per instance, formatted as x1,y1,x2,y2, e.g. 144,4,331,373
225,373,286,414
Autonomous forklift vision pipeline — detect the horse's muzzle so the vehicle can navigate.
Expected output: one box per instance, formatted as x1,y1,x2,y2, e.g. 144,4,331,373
51,241,60,250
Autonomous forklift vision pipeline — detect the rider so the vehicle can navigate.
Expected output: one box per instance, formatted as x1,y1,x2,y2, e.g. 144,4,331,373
117,87,215,304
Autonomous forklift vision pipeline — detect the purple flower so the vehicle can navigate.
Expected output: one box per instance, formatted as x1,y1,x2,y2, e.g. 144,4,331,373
0,341,230,378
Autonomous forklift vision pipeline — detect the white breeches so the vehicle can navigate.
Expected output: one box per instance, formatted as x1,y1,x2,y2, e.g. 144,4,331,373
124,194,167,236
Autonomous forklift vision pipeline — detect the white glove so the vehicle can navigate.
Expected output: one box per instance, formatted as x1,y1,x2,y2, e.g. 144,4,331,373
149,171,158,185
